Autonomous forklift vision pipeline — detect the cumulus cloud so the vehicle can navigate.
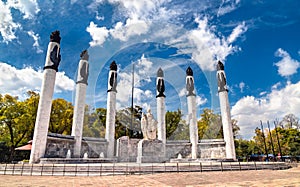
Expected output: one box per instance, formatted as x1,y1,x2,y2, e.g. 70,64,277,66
110,17,149,41
231,81,300,139
86,22,109,47
27,30,43,53
0,62,75,99
0,0,39,43
188,17,247,71
116,55,156,109
274,48,300,77
0,1,21,43
6,0,40,19
108,0,166,19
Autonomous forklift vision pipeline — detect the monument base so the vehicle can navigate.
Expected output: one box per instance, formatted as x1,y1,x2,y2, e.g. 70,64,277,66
40,157,117,164
137,139,166,163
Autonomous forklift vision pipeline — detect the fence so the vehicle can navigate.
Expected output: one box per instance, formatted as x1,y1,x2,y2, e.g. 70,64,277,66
0,162,291,176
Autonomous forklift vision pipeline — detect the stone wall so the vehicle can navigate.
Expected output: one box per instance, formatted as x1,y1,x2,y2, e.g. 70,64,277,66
45,133,74,158
116,138,226,162
44,133,107,158
116,136,140,162
44,134,226,161
81,137,108,158
198,139,226,159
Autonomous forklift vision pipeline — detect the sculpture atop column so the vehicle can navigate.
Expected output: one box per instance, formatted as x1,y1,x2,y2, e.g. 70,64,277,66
108,61,117,92
141,109,157,140
156,68,166,145
186,66,198,159
76,50,89,84
105,61,118,158
30,31,61,163
186,67,196,97
217,61,236,160
156,68,166,98
71,49,89,158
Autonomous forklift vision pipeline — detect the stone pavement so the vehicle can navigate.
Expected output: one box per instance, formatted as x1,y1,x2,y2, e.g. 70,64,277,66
0,165,299,187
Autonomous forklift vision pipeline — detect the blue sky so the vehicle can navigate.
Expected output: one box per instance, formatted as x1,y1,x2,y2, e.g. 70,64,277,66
0,0,300,139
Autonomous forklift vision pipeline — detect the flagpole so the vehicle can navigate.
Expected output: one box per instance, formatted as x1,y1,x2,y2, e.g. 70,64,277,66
130,63,135,137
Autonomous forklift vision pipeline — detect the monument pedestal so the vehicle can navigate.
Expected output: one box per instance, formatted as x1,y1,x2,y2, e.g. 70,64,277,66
137,139,166,163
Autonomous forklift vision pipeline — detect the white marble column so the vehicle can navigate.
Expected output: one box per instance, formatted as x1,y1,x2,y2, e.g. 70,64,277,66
30,31,61,163
71,50,89,158
156,68,166,145
105,61,117,158
186,67,198,159
217,61,236,160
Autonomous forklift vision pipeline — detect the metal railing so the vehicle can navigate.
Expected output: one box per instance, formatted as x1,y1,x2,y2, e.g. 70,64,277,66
0,162,291,176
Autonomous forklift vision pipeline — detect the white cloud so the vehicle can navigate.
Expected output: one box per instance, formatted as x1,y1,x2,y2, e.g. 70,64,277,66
115,55,158,109
274,48,300,77
108,0,165,19
217,0,240,17
188,16,247,71
227,21,247,43
87,0,105,11
6,0,40,19
27,30,43,53
136,54,152,77
0,0,39,43
231,81,300,139
110,17,149,41
259,91,267,96
178,88,186,97
0,62,75,99
271,82,281,90
196,95,207,106
239,82,245,93
0,1,21,43
86,22,109,47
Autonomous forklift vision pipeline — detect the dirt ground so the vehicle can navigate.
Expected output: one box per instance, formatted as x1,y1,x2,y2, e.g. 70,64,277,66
0,165,299,187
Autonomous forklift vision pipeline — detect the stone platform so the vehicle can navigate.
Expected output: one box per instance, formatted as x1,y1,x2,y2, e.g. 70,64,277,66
40,157,117,164
0,162,292,177
137,139,166,163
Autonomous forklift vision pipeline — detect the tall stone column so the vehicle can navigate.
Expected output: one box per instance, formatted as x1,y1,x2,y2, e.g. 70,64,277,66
186,67,198,159
217,61,236,160
156,68,166,145
30,31,61,163
105,61,117,158
71,50,89,158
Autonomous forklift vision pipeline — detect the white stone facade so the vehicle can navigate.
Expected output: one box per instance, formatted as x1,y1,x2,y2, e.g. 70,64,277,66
30,69,57,163
71,83,87,157
219,91,236,159
187,95,198,159
105,91,116,158
157,97,166,145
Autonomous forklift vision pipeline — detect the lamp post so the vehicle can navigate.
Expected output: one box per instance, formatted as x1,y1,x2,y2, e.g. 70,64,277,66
267,121,276,161
274,121,283,161
260,121,269,161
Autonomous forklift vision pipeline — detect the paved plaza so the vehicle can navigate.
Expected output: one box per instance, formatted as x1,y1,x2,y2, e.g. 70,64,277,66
0,164,299,187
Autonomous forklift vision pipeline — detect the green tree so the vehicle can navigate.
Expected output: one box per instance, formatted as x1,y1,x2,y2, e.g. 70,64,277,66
166,109,183,139
83,107,106,138
115,106,143,139
168,119,189,140
275,127,300,156
197,109,223,139
0,93,38,161
281,114,299,129
48,98,73,134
